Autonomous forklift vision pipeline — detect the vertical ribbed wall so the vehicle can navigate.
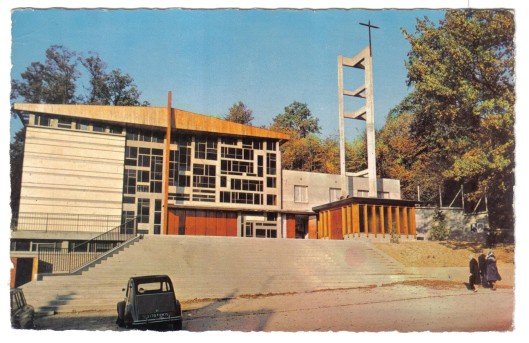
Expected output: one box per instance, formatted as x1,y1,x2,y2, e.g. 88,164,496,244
18,127,125,227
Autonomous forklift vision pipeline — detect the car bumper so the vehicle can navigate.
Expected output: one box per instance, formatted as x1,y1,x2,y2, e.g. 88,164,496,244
131,315,182,326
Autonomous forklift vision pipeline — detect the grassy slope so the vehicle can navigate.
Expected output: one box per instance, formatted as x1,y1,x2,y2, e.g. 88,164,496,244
373,240,514,267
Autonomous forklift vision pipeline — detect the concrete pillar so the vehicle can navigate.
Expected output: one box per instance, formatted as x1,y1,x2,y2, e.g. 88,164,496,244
237,211,243,237
337,56,348,197
364,52,377,198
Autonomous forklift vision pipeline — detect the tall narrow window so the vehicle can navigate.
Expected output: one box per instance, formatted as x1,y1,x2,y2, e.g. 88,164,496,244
137,198,150,224
154,200,162,234
266,153,276,175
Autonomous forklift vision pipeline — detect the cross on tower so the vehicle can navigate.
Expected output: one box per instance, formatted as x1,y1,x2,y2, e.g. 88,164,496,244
359,20,379,56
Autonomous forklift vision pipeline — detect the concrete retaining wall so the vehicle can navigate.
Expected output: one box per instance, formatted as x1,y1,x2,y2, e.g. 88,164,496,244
416,207,489,241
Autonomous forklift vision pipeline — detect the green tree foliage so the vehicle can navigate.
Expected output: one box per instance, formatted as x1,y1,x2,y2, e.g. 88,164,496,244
345,133,367,173
271,101,321,138
429,209,450,241
81,53,110,104
224,101,254,125
106,69,147,106
81,52,148,106
270,102,337,173
392,10,514,231
11,45,80,104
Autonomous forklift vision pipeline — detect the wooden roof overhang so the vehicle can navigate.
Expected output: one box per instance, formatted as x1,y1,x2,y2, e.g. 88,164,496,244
312,196,421,213
13,103,290,142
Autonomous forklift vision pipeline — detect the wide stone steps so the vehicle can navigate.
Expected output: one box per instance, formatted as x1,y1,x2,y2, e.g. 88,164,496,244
22,235,421,313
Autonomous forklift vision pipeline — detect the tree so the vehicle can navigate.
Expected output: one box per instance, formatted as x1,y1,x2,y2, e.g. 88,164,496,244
271,101,321,138
11,45,80,104
224,101,254,125
345,133,367,174
80,54,149,106
280,134,340,173
395,10,515,231
106,69,147,106
81,53,110,105
375,112,446,202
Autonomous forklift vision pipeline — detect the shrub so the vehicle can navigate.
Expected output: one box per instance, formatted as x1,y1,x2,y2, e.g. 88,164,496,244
429,209,450,241
390,223,400,244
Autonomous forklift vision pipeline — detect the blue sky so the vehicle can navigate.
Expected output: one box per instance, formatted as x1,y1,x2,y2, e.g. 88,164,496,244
10,8,446,139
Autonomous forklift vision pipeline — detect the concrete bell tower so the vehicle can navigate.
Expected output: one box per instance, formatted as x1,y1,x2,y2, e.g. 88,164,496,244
338,21,379,198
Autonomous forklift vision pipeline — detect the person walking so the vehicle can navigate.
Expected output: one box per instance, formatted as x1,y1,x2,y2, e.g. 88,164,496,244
478,249,488,288
468,254,481,292
485,250,502,290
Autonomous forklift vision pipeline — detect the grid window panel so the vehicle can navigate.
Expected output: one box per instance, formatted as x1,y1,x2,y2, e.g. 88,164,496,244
137,198,150,223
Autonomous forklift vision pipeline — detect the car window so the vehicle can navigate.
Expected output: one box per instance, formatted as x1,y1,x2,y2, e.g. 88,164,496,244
136,280,172,294
11,291,25,310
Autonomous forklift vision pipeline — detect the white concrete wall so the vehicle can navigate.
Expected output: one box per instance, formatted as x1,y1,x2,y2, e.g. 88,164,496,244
282,170,342,213
282,170,401,213
18,126,125,229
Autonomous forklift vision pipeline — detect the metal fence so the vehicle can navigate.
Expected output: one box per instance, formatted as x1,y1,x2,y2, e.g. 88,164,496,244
12,212,123,233
37,217,138,274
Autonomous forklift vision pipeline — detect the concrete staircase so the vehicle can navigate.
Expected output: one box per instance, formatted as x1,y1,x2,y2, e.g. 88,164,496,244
21,235,423,313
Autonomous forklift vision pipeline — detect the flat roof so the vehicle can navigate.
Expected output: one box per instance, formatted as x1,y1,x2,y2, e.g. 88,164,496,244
13,103,289,141
313,196,421,212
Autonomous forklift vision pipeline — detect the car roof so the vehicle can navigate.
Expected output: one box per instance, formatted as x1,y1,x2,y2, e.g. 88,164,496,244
130,275,172,283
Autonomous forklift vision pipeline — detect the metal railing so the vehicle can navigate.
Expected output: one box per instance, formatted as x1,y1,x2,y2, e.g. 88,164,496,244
37,217,139,274
12,212,123,233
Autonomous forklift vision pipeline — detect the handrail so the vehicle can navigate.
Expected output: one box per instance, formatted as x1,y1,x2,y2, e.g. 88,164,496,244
37,216,139,274
12,212,123,233
72,216,138,250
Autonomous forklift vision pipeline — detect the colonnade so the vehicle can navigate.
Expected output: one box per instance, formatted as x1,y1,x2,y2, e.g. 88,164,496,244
317,204,416,239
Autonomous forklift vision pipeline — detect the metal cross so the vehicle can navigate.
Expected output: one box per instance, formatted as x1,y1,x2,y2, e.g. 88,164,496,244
359,20,379,56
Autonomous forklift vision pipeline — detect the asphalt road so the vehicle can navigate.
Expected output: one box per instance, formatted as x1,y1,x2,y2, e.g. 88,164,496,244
25,282,514,333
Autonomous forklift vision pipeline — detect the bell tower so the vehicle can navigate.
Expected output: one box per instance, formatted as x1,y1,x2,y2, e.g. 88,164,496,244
338,21,379,198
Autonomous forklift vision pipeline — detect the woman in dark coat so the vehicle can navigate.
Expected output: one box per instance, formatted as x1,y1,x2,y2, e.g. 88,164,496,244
468,254,481,291
478,250,488,287
485,250,502,290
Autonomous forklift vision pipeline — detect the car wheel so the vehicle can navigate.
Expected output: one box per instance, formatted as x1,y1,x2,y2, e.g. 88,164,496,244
116,302,126,327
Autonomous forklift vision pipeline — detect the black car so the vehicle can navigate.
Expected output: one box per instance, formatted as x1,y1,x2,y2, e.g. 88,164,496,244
116,275,183,330
11,288,35,329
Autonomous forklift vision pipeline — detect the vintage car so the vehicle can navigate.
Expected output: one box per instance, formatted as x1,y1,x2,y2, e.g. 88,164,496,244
10,288,35,329
116,275,183,330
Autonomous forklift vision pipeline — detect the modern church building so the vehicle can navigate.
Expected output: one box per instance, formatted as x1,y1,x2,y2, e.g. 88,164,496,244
10,102,416,255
